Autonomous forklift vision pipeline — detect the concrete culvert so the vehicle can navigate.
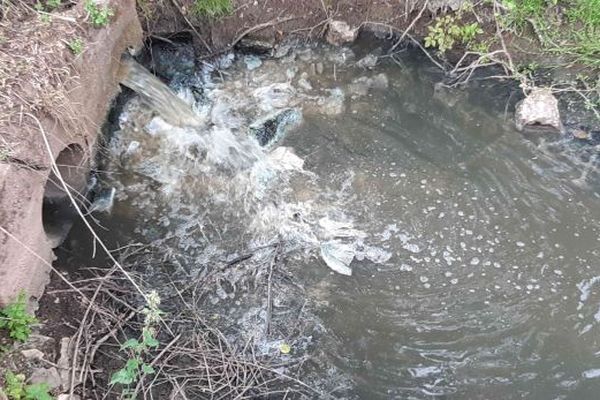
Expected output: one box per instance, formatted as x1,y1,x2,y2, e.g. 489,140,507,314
42,143,88,247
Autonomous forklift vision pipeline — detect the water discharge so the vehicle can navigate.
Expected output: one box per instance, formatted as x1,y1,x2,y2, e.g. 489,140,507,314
119,56,203,127
65,42,600,399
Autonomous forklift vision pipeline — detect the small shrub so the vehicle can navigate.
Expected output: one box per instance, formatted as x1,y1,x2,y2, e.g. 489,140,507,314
84,0,114,27
0,292,37,342
192,0,232,19
67,38,84,55
2,371,53,400
34,0,61,12
425,15,483,53
110,291,162,394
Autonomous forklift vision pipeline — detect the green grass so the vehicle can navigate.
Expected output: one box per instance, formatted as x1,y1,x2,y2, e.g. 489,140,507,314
566,0,600,28
501,0,600,69
192,0,232,19
0,292,37,342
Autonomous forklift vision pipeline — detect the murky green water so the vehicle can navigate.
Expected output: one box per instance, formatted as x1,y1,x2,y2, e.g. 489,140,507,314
61,40,600,399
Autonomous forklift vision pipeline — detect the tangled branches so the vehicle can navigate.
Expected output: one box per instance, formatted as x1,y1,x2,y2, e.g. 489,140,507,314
50,261,319,400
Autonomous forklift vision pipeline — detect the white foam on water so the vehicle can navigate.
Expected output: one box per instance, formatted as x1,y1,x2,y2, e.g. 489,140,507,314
111,52,395,278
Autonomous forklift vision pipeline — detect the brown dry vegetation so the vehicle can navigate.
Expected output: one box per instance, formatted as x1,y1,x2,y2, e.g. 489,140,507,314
0,2,83,135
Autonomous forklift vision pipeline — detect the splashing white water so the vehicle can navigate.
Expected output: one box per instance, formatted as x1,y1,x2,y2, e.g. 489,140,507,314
110,50,391,275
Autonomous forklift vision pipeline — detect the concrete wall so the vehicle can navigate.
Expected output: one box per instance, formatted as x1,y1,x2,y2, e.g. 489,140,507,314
0,0,143,306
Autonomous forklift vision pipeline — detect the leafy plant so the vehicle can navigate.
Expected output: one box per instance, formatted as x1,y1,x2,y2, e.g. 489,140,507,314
84,0,114,27
45,0,61,9
110,291,162,392
2,371,53,400
0,292,37,342
34,0,61,12
425,15,483,53
192,0,232,19
67,37,84,55
517,61,540,78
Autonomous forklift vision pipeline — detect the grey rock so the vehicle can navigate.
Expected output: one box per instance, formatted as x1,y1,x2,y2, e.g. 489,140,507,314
21,348,45,360
30,367,62,390
348,77,371,96
236,37,274,54
317,88,345,115
347,74,389,96
298,77,313,91
433,82,463,108
572,128,589,140
315,62,324,75
243,55,262,71
57,395,81,400
370,73,389,90
249,108,302,147
428,0,465,12
149,42,195,80
515,88,562,132
327,47,356,65
356,54,378,69
326,20,358,46
0,389,7,400
273,44,292,59
58,337,78,390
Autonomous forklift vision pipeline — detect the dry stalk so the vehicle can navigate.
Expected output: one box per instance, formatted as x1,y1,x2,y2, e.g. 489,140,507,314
388,0,429,54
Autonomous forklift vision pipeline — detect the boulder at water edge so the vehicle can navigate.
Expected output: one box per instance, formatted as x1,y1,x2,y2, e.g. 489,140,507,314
515,88,562,132
326,20,358,46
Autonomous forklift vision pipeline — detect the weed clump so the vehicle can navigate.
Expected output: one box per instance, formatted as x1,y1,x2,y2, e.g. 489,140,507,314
501,0,600,68
84,0,113,27
425,14,483,53
192,0,232,19
67,37,83,55
110,290,162,396
0,292,37,342
1,371,53,400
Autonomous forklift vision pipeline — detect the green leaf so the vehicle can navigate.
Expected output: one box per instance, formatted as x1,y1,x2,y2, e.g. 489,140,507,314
142,329,159,348
141,364,155,375
110,368,135,386
121,338,141,351
24,383,53,400
0,291,37,342
5,371,26,399
125,358,140,372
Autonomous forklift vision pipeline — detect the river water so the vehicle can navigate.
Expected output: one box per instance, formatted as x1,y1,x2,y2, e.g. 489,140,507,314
62,40,600,399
